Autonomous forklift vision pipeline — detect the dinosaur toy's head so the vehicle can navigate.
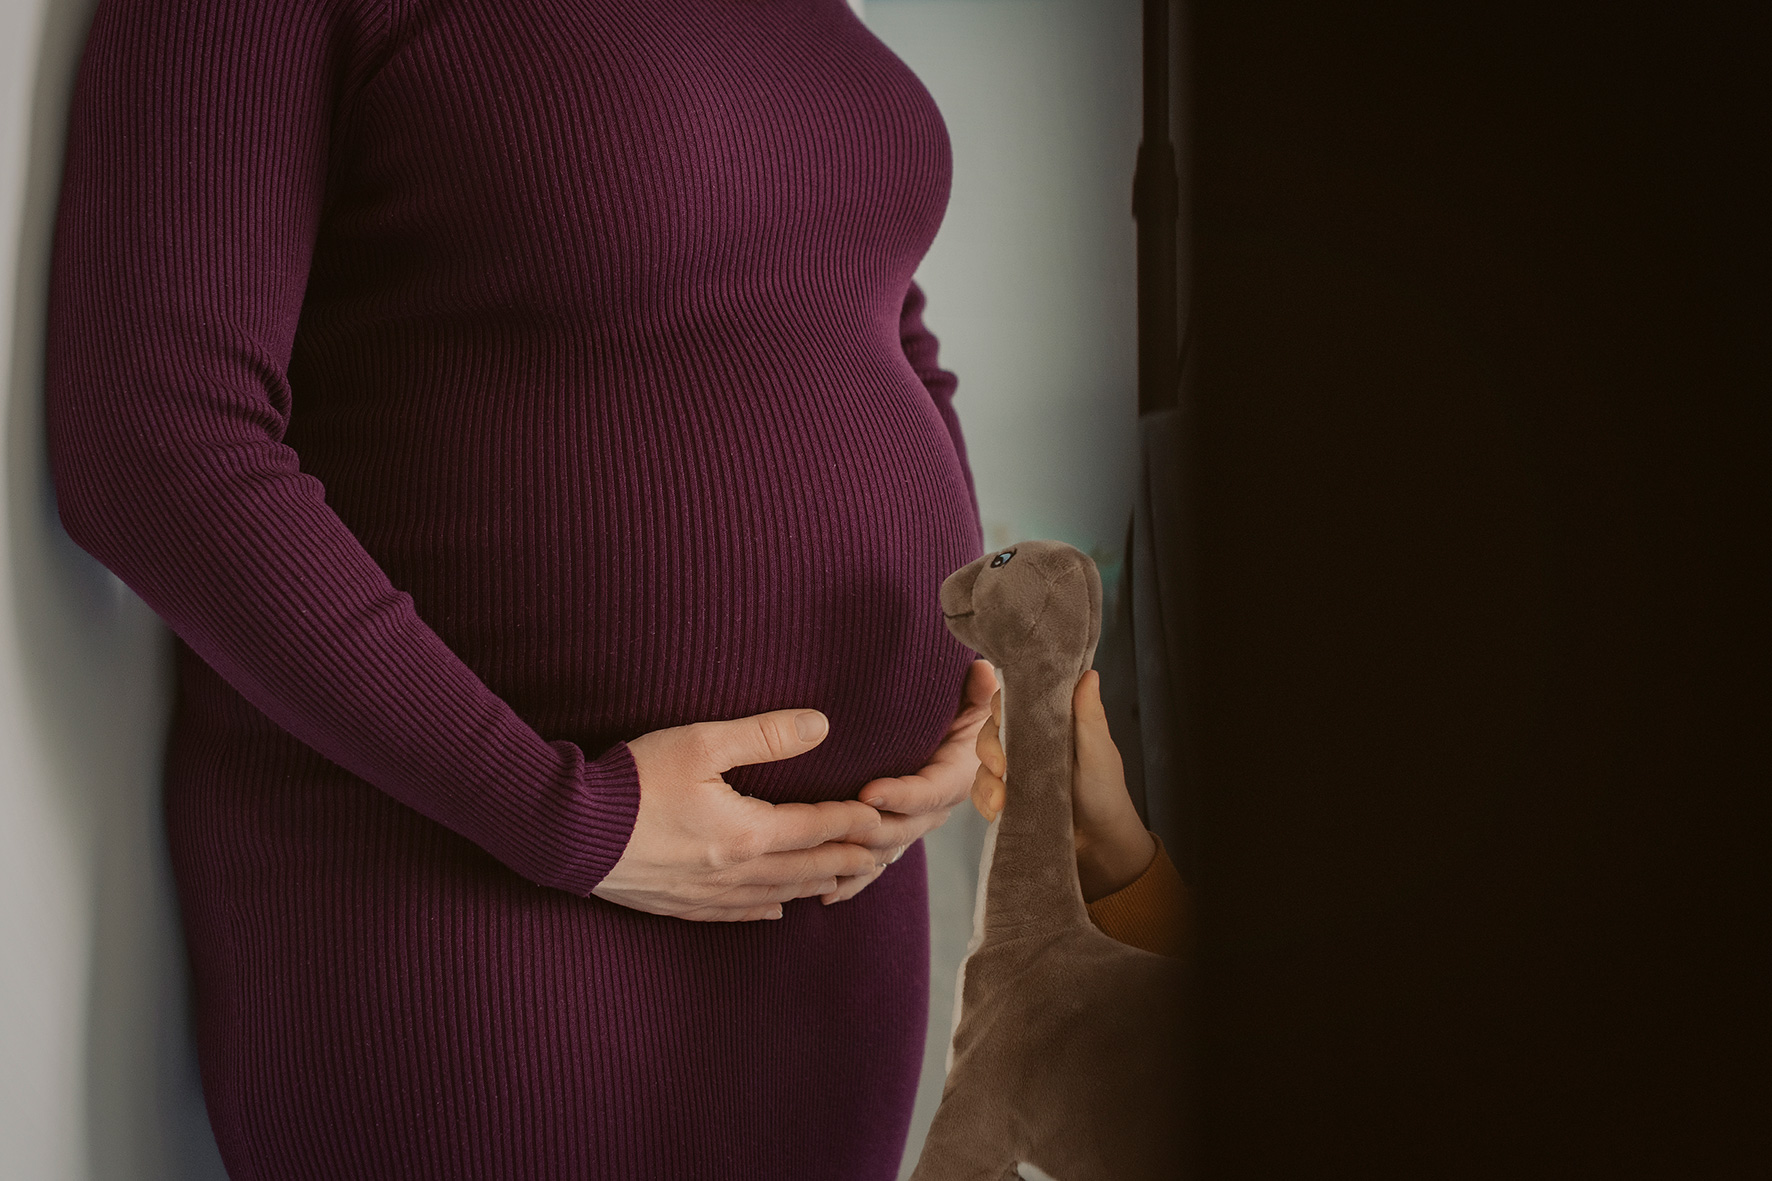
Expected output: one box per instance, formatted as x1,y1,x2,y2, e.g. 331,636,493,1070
940,540,1103,672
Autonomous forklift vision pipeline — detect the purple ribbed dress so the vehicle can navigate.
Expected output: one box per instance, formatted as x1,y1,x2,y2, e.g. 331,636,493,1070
45,0,981,1176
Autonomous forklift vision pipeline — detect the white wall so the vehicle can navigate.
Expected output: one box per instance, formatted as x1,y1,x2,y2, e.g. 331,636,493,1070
870,0,1142,579
2,0,227,1176
864,2,1142,1175
0,1,1138,1177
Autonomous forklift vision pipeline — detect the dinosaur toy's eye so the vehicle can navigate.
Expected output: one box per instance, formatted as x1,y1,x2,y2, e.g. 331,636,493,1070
989,549,1015,568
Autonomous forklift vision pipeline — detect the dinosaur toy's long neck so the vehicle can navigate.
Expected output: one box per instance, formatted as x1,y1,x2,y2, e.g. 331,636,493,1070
980,651,1093,938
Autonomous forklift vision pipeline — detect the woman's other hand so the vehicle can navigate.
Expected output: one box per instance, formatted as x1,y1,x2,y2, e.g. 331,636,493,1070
972,669,1157,903
596,710,884,921
818,659,998,904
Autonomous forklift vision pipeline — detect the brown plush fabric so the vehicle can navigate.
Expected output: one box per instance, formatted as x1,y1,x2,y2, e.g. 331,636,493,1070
915,542,1186,1181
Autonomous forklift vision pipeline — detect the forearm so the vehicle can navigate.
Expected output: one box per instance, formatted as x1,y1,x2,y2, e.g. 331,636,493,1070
1085,834,1189,959
46,0,640,895
1077,823,1158,904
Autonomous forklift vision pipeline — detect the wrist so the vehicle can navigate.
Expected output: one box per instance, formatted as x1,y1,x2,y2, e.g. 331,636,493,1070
1075,824,1157,904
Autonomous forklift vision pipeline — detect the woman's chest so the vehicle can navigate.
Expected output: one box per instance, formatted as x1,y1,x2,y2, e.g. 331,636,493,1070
313,0,951,318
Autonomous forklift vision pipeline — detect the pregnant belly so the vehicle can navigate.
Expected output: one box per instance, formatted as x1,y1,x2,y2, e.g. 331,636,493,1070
317,369,982,805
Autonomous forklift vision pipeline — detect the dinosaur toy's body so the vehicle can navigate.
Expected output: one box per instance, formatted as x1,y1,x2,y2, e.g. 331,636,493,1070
914,542,1186,1181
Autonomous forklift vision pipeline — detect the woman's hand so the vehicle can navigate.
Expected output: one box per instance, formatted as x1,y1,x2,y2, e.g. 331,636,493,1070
972,669,1157,903
595,709,885,921
818,659,999,904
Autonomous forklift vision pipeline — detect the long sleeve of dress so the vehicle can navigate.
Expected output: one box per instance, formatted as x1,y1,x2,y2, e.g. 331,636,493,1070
44,0,639,896
900,280,980,527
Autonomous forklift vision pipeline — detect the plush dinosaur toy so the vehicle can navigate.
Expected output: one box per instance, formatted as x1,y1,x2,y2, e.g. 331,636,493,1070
913,541,1186,1181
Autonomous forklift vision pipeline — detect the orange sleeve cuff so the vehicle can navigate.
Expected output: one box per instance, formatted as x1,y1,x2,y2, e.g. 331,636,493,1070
1085,833,1189,958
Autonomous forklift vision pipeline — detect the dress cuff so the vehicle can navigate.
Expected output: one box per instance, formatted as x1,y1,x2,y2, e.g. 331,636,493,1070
1085,833,1190,958
552,740,643,895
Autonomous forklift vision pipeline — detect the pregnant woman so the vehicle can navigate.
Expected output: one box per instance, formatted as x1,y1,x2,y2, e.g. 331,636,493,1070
45,1,993,1177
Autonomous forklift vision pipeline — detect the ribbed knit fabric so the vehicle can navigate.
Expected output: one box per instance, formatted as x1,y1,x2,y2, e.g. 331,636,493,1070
45,1,981,1177
1086,835,1191,960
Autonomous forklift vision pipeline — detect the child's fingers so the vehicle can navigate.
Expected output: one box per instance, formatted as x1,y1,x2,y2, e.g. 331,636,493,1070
975,701,1005,777
971,763,1005,822
1074,669,1105,723
1073,671,1125,785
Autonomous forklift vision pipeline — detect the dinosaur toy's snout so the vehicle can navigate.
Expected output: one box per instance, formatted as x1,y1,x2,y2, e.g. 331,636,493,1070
939,554,986,619
939,548,997,652
940,540,1101,671
938,550,996,657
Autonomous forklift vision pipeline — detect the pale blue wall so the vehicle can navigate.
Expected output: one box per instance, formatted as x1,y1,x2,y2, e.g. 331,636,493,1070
864,3,1142,1175
870,0,1142,586
1,0,226,1175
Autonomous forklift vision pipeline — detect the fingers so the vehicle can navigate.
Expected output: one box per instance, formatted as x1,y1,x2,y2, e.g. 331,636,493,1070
742,797,881,855
860,675,990,816
1074,671,1118,759
677,904,788,922
715,848,907,913
859,770,966,816
690,708,830,773
854,806,951,852
727,840,881,886
971,762,1005,822
1072,670,1128,802
706,876,844,907
698,807,947,913
964,673,1130,830
820,864,885,905
953,659,997,724
972,690,1006,820
1067,670,1152,900
975,693,1004,777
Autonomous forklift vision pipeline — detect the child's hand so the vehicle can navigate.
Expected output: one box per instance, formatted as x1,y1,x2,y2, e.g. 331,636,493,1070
972,669,1158,902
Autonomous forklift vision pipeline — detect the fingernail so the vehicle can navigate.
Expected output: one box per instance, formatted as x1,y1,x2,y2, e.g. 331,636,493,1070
795,711,827,742
861,795,884,808
771,907,784,919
